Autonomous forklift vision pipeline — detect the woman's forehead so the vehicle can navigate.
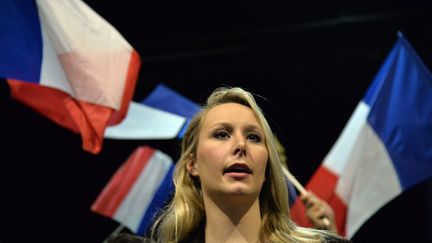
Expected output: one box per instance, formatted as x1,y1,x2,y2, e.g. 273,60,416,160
202,103,260,127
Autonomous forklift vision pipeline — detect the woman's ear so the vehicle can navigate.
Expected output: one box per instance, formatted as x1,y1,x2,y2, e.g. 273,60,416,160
186,155,199,176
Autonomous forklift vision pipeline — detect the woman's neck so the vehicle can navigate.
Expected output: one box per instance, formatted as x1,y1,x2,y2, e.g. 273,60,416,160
203,196,262,243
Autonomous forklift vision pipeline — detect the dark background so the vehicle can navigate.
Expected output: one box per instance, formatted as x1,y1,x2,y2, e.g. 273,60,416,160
1,1,432,242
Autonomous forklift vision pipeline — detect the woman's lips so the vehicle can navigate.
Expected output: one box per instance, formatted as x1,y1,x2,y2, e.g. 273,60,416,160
224,163,252,179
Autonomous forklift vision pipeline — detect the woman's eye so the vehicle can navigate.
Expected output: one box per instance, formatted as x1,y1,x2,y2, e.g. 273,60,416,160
247,133,262,142
214,131,229,139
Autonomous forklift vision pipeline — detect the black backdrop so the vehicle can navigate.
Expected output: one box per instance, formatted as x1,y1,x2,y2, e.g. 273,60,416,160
1,1,432,242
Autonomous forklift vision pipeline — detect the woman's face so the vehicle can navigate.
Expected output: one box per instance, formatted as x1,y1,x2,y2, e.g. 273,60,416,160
189,103,268,203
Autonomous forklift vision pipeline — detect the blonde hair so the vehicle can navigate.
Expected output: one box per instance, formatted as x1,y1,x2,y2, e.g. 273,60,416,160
151,87,331,242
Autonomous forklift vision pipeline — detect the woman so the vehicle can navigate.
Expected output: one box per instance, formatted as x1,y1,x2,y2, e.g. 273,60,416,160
148,87,350,242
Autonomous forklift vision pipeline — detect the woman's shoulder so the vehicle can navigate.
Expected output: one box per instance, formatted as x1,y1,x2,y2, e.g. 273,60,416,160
105,231,352,243
106,233,154,243
325,234,353,243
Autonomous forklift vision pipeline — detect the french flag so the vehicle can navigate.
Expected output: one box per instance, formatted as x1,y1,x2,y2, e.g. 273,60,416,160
291,32,432,238
104,83,201,140
0,0,140,153
91,146,175,235
141,83,202,138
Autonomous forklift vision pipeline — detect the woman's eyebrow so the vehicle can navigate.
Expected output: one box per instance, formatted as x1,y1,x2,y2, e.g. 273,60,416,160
243,124,263,132
208,122,232,129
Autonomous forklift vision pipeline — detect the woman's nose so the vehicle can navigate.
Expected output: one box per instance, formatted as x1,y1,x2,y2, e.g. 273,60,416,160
233,134,246,156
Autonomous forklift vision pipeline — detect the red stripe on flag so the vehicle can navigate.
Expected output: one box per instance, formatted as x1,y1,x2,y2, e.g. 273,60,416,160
329,191,347,236
108,50,141,125
6,51,140,154
290,196,312,228
91,146,155,217
291,165,347,235
7,79,114,154
307,165,339,199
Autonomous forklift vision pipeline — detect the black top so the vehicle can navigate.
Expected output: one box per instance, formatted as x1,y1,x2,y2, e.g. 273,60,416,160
180,223,352,243
107,226,352,243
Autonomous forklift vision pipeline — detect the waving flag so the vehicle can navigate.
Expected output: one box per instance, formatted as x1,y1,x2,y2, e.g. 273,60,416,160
91,146,175,235
0,0,140,153
104,83,201,140
104,101,187,140
142,84,201,138
291,32,432,238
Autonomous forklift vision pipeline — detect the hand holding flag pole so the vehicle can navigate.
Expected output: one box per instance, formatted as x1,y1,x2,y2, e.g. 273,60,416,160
282,167,331,227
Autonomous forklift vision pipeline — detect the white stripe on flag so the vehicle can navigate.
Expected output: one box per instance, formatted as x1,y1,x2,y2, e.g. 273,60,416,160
36,0,133,109
337,121,401,237
39,20,72,94
322,101,403,237
323,102,370,174
104,102,186,140
113,150,172,232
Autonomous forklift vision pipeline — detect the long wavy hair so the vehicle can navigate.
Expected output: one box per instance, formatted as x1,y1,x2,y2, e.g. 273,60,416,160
151,87,330,242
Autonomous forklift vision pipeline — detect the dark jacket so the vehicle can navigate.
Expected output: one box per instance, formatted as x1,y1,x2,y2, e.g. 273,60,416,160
180,223,352,243
107,226,352,243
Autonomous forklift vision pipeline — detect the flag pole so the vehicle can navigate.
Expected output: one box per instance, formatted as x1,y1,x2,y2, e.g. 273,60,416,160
102,224,125,243
282,166,331,227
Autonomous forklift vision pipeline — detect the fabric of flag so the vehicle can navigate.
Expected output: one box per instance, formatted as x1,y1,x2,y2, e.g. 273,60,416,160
142,83,201,138
287,178,298,207
104,101,186,140
290,32,432,238
0,0,141,153
91,146,175,235
104,83,200,140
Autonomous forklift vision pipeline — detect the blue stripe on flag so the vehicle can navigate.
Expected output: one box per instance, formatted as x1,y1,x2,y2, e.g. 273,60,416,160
366,32,432,190
136,165,175,235
287,180,298,207
142,84,201,138
0,0,42,83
